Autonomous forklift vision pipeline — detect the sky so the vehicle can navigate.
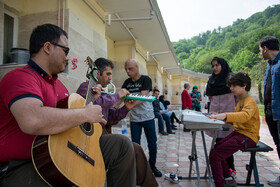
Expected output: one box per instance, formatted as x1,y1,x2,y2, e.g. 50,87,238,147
157,0,280,41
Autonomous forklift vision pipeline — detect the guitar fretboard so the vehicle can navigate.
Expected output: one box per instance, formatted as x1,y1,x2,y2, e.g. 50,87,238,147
85,77,97,104
122,94,156,102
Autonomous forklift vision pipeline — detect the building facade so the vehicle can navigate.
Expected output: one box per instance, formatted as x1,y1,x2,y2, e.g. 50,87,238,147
0,0,259,104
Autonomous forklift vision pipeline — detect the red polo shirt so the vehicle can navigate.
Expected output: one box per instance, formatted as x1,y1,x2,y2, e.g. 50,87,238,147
0,59,69,161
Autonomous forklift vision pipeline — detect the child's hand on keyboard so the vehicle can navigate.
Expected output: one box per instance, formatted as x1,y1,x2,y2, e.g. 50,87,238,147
208,113,227,121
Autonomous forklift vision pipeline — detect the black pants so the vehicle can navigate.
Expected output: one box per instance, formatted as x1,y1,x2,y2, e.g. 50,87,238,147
265,108,280,159
0,134,136,187
170,112,180,125
193,106,201,112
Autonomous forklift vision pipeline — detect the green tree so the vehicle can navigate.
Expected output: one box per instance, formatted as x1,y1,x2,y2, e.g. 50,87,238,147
229,49,259,72
172,4,280,84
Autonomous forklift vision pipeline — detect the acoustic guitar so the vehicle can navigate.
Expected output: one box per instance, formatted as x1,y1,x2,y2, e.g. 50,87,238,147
32,57,105,187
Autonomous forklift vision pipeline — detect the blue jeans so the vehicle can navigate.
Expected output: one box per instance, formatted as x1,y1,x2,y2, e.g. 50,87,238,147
130,119,157,168
154,112,172,133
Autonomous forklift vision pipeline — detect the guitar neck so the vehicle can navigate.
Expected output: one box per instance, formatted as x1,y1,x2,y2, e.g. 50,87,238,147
85,74,98,104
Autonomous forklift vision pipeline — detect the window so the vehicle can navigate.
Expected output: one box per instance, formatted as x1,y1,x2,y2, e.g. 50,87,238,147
2,10,18,64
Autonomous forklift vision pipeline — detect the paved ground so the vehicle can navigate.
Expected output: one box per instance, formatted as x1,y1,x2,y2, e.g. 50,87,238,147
153,117,279,187
113,109,279,187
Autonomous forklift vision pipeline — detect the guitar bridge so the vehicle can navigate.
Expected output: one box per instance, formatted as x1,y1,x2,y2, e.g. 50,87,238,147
67,141,95,166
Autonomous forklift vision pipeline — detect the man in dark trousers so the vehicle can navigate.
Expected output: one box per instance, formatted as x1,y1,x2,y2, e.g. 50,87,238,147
260,36,280,186
122,59,162,177
76,57,158,186
0,24,136,187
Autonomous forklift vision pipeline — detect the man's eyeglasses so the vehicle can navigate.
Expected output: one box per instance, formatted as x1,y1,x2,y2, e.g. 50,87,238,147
50,42,70,56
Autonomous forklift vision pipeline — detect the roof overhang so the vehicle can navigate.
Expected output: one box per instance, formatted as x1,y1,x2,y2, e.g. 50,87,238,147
96,0,180,70
181,68,211,79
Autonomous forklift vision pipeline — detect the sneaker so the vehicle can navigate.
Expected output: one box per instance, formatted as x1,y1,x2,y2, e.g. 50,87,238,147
229,169,237,179
268,176,280,186
164,173,179,184
224,179,237,187
167,131,175,134
160,131,168,135
151,167,162,177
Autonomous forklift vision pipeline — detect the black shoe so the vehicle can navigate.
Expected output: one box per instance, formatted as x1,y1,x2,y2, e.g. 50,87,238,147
152,167,162,177
183,128,190,132
160,131,168,135
167,131,175,134
172,125,177,130
177,121,182,124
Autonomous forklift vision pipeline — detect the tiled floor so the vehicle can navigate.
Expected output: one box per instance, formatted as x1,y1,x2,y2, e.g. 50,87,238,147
113,110,279,187
153,117,279,187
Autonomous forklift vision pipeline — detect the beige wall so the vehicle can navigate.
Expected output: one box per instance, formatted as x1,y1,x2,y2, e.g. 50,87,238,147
0,0,262,104
109,40,133,89
59,8,107,93
107,39,151,90
106,36,115,62
147,62,163,92
170,75,208,105
162,72,172,101
0,0,108,94
0,0,25,12
68,0,105,38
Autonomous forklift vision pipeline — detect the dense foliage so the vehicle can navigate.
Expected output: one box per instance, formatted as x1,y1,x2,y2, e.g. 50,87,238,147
173,5,280,83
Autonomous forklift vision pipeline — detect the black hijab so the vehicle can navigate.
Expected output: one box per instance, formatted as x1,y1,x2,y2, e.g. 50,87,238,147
206,57,232,96
159,95,170,109
159,95,165,103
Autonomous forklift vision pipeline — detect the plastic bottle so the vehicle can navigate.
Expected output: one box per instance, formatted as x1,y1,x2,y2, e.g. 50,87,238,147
121,118,128,136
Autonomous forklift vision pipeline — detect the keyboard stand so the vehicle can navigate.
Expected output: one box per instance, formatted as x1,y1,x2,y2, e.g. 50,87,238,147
177,130,218,187
165,110,224,187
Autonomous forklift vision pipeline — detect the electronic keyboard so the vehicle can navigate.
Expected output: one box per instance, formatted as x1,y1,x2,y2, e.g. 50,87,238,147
122,94,156,102
181,110,224,130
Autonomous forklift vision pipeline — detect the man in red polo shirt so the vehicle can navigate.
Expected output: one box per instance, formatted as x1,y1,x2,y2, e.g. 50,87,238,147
0,24,136,186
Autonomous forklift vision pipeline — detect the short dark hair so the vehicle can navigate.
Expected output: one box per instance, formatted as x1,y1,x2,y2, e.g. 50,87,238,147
260,36,279,50
94,58,114,75
153,89,160,93
227,72,251,91
29,24,68,57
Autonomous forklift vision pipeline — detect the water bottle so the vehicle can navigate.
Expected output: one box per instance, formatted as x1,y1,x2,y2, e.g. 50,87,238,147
121,118,128,136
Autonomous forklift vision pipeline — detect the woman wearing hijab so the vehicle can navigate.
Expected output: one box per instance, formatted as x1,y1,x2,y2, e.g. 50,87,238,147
190,85,202,111
159,95,181,130
206,57,238,178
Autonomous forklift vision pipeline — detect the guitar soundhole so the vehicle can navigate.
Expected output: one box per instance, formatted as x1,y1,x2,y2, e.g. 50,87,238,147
82,122,91,131
80,122,94,136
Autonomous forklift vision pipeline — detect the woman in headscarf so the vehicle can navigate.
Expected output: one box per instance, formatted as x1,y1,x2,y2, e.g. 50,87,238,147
190,85,202,111
206,57,238,178
159,95,181,130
